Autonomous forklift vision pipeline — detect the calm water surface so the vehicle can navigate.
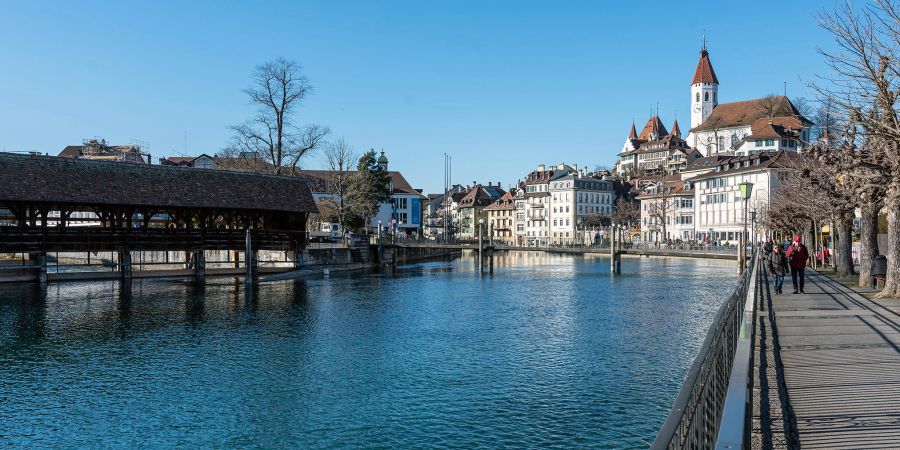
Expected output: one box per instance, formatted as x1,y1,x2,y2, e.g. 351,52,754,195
0,252,734,448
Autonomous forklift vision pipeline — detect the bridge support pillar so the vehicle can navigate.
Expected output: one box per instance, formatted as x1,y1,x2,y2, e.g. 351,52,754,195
614,253,621,274
119,250,132,280
30,252,47,284
609,227,617,273
193,250,206,281
290,251,304,269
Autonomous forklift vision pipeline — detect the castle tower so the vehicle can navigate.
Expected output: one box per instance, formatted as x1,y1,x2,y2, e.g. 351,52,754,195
690,43,719,130
671,119,681,137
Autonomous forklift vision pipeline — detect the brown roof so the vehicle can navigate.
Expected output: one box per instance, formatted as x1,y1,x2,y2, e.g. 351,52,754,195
525,169,556,186
162,157,194,166
484,191,515,211
628,122,638,139
683,155,730,172
685,151,800,181
690,96,811,132
59,146,84,158
459,185,506,208
638,116,669,140
637,134,691,153
635,175,691,199
0,153,317,213
691,49,718,85
746,116,806,140
299,169,425,197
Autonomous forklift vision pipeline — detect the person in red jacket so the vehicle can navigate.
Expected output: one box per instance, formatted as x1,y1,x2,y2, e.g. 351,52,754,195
785,235,810,294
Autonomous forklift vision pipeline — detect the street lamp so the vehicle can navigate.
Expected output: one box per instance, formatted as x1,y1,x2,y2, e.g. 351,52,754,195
739,181,754,272
750,210,757,245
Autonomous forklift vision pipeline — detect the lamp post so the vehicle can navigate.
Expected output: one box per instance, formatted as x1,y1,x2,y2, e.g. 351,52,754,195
750,210,757,245
478,218,485,274
739,181,754,274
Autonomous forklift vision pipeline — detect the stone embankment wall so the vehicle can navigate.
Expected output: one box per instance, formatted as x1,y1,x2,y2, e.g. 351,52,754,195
384,246,460,264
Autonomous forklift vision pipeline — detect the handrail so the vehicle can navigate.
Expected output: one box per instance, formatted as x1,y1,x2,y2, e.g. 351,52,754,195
715,249,761,449
652,249,758,450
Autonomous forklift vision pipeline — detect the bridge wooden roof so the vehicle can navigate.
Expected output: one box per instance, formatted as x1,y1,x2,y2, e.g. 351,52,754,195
0,153,317,214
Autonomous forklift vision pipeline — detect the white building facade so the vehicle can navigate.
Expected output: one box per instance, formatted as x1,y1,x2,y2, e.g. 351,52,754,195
690,152,794,244
549,173,615,245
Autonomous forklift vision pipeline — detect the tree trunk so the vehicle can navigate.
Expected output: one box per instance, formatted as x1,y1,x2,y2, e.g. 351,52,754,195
858,202,880,288
834,213,855,277
876,185,900,298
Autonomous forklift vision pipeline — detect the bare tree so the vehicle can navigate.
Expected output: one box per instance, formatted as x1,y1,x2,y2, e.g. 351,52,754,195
613,198,639,226
228,58,329,175
320,138,359,229
645,185,676,243
816,1,900,295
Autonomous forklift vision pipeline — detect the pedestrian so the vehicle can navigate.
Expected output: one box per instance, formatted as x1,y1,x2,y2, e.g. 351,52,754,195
766,243,789,294
785,235,810,294
763,238,774,256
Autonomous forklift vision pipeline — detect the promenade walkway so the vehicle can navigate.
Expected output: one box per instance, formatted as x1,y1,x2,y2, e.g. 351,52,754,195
754,269,900,449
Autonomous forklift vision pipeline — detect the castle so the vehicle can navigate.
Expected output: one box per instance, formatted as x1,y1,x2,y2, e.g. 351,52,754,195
615,44,812,177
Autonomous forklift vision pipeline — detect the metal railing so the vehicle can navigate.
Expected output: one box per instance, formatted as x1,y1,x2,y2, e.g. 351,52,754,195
652,249,759,450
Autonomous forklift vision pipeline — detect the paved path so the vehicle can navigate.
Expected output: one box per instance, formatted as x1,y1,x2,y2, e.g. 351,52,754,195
758,269,900,449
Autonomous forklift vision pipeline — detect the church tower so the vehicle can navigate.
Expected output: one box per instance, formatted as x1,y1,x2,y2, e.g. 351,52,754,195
690,42,718,130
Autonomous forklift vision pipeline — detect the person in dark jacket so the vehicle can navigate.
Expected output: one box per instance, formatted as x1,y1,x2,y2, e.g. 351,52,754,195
763,238,774,257
785,235,810,294
766,244,789,294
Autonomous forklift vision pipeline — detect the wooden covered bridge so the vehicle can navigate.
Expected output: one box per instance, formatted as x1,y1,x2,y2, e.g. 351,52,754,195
0,153,317,282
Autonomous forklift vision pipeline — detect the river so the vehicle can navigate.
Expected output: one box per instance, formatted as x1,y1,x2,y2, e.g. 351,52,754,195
0,252,735,448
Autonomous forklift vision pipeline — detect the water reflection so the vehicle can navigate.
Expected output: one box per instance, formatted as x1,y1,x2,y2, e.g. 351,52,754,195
0,253,734,448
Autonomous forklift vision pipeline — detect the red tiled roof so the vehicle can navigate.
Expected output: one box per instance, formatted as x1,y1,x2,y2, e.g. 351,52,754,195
628,122,638,139
691,49,718,85
671,119,682,137
689,96,811,133
638,116,669,140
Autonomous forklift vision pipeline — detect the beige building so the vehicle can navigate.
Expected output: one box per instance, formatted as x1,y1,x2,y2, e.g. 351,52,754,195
485,191,517,245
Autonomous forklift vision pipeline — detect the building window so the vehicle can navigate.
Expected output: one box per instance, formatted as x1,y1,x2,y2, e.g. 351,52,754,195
696,92,700,102
765,139,774,146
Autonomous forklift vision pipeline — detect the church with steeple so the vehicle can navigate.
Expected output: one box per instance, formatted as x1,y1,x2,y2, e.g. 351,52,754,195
615,42,813,177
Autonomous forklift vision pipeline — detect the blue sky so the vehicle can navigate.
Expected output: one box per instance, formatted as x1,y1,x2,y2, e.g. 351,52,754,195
0,0,835,193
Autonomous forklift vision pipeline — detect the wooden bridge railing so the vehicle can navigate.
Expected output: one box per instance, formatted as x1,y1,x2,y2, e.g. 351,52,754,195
0,227,308,252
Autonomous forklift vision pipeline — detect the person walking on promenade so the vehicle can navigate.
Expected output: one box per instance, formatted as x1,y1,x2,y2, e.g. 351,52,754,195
763,238,774,256
767,244,789,294
786,235,810,294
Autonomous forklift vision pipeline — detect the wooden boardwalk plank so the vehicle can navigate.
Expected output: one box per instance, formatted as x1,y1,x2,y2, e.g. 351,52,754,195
765,270,900,449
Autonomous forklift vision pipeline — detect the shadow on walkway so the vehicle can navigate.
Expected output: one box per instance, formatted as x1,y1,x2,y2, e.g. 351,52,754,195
758,269,900,449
